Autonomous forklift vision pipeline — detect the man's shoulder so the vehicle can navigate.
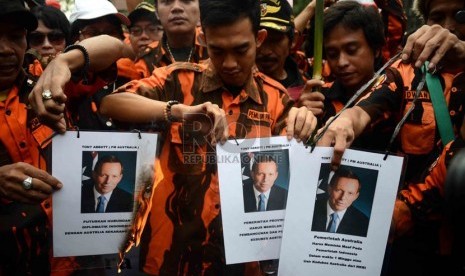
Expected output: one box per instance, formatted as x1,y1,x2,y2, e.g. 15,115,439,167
112,187,133,199
254,71,288,96
81,181,95,201
164,62,207,73
242,182,254,192
81,180,94,189
346,205,369,221
314,197,327,209
149,62,207,80
271,184,287,194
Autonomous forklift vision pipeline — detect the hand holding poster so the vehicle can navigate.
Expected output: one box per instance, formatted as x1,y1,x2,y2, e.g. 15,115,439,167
52,131,158,257
217,136,293,264
278,146,404,276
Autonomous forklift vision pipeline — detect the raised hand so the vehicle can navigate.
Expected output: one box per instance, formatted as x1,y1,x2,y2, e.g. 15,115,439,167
402,24,465,72
286,106,318,143
28,56,70,133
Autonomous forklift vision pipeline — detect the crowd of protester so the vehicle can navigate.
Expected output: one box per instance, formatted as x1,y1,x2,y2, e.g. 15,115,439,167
1,0,465,275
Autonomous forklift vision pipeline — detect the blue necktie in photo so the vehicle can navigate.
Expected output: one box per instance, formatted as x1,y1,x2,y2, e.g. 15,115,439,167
327,212,339,233
258,193,266,211
96,195,106,213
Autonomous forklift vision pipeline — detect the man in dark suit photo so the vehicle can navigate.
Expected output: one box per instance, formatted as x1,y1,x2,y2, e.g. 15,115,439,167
243,155,288,213
81,155,134,213
311,168,369,237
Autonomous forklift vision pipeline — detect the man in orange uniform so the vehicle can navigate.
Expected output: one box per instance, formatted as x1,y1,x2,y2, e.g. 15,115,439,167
316,0,465,274
99,0,316,273
0,0,63,274
318,0,465,181
134,0,209,78
392,116,465,275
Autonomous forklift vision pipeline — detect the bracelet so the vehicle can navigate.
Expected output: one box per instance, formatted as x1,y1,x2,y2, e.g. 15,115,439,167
64,44,90,84
164,100,180,122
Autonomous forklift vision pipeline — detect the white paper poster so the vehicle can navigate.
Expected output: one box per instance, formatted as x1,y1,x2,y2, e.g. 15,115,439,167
217,136,293,264
52,131,158,257
278,146,404,276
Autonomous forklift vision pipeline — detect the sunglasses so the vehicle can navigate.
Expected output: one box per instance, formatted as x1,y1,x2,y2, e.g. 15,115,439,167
129,25,163,37
28,30,66,46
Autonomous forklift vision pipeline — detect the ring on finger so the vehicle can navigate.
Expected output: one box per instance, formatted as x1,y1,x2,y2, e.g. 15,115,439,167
42,89,53,101
22,176,33,190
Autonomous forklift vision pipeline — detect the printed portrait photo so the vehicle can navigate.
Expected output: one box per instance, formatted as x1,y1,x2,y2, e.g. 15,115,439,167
241,149,290,213
310,164,378,237
81,151,137,214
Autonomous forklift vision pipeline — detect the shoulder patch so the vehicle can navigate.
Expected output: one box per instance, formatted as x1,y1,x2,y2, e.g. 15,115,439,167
373,74,387,90
257,72,287,95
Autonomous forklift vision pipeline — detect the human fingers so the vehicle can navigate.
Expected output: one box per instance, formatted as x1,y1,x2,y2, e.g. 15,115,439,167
0,163,59,204
48,73,69,104
297,111,317,142
25,164,63,191
302,104,324,117
43,99,66,115
41,105,67,134
286,107,297,140
298,89,325,113
29,75,48,120
298,91,325,103
31,81,66,129
206,103,228,145
301,79,325,94
411,26,449,68
331,127,353,171
428,32,459,71
401,25,428,63
287,107,308,142
316,118,353,170
8,184,50,204
54,118,68,134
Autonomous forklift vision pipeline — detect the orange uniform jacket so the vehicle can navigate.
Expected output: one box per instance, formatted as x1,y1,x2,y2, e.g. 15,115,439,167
357,60,465,182
116,61,293,275
0,74,56,275
398,137,465,255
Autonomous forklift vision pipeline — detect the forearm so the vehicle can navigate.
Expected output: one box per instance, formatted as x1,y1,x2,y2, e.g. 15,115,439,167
339,106,371,138
58,35,133,72
294,1,316,33
100,93,167,123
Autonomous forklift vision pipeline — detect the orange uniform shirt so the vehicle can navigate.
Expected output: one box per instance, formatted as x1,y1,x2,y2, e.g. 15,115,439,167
116,61,293,275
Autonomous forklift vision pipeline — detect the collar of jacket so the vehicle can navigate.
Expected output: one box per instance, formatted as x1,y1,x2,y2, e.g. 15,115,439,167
200,60,263,105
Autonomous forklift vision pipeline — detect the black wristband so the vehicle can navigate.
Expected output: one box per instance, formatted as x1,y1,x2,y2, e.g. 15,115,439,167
64,44,90,84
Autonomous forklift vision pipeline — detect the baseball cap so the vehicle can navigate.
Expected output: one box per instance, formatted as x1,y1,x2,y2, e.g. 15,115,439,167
128,2,159,26
70,0,130,26
260,0,294,33
0,0,38,31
